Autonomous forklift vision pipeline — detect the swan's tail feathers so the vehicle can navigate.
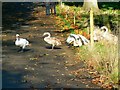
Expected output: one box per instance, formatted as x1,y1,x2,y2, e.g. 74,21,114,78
26,41,31,46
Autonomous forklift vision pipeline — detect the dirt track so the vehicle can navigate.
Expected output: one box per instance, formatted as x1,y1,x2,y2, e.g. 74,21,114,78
2,6,101,89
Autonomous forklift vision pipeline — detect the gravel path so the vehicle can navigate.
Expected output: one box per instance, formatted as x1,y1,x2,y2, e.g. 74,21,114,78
2,5,101,89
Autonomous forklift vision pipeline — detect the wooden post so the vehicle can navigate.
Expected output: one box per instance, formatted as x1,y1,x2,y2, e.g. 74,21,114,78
74,11,76,25
90,8,94,48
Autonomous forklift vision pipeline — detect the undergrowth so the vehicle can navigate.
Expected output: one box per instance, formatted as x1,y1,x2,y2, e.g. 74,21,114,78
78,41,118,87
56,3,119,88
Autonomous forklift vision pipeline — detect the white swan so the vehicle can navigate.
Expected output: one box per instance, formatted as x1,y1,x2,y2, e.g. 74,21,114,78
66,34,82,47
100,26,118,44
15,34,30,52
43,32,62,49
66,34,89,47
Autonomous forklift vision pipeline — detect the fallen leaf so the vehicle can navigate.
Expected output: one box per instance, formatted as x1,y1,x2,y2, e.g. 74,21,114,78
30,58,38,60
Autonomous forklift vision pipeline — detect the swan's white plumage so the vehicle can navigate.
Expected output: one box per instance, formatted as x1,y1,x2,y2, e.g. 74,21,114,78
66,34,89,47
66,34,82,46
100,26,118,44
93,26,104,41
78,34,89,45
15,34,30,51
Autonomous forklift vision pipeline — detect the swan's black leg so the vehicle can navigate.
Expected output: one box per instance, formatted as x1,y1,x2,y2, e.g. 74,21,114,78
18,47,24,52
20,49,24,52
52,45,55,49
18,47,22,52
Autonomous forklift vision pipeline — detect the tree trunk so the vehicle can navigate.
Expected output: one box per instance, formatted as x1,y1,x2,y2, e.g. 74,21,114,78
83,0,100,13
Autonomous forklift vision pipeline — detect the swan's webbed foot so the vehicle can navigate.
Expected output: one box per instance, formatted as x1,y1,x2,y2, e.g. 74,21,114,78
19,49,24,53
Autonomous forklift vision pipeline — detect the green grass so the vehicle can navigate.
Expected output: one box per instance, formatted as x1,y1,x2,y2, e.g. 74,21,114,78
78,41,118,86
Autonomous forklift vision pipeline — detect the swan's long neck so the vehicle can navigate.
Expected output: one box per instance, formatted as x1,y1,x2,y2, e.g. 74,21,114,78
16,36,20,40
104,27,108,34
102,26,108,36
46,33,51,38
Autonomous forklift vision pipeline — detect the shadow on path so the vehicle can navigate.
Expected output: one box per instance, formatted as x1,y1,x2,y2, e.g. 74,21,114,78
2,3,101,89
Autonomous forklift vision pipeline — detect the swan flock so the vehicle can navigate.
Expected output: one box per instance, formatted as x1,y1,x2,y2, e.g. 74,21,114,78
66,26,118,46
15,26,117,51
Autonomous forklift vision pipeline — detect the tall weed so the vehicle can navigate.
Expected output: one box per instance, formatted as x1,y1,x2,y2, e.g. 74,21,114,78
78,41,118,84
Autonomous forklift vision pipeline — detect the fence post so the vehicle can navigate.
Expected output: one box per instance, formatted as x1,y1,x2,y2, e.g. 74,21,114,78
90,8,94,48
74,10,76,25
